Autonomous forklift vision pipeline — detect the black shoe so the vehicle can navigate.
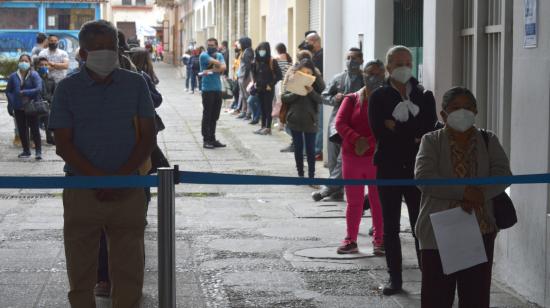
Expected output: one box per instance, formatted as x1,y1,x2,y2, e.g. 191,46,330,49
212,140,226,148
18,152,31,159
280,144,295,153
46,138,55,145
249,120,259,125
203,142,215,149
382,277,403,296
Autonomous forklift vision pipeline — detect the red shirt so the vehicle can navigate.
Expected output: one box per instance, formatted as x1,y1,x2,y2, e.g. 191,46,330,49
335,90,376,158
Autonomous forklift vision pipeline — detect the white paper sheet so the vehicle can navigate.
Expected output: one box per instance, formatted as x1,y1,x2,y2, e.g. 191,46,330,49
430,207,488,275
286,71,316,96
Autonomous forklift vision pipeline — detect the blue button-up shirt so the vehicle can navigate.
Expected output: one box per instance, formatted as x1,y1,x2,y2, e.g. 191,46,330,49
49,68,155,175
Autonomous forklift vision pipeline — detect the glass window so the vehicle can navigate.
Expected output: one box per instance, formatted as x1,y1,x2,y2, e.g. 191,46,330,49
122,0,132,5
0,8,38,30
46,8,95,30
136,0,146,6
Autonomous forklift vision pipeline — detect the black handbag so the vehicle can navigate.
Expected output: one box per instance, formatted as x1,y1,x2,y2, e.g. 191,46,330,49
480,129,517,229
328,131,342,145
22,96,50,116
149,144,170,174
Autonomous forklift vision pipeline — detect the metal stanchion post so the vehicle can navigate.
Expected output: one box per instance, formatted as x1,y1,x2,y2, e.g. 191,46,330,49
158,168,176,307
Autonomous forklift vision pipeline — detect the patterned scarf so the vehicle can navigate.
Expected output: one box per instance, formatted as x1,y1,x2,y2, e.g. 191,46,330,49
446,128,494,234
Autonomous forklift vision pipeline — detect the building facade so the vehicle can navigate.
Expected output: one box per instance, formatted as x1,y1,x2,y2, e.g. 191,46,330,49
103,0,165,48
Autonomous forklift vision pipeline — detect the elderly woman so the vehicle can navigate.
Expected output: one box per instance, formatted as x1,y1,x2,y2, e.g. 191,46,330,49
334,60,386,256
368,46,437,295
415,87,512,307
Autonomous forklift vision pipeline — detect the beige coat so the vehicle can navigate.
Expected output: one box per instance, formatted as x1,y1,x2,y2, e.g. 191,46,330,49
414,128,512,250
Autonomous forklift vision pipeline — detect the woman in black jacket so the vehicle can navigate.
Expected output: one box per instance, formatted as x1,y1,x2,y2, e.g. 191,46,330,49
251,42,283,135
367,45,437,296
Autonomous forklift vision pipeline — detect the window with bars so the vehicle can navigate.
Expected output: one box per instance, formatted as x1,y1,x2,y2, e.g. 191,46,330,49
460,0,512,153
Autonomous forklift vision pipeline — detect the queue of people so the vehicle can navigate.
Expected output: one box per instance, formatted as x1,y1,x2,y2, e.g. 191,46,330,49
3,19,513,307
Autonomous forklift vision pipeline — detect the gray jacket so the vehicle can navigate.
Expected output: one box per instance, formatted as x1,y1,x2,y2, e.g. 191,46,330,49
414,129,512,250
321,71,364,137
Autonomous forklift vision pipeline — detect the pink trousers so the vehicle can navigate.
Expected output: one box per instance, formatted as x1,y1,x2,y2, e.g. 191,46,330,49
342,154,384,246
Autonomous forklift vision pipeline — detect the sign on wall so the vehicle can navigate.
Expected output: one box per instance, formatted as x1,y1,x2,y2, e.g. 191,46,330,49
524,0,537,48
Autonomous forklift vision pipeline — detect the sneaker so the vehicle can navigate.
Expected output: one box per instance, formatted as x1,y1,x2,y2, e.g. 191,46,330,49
259,128,271,135
35,152,42,161
253,128,265,135
373,243,385,256
337,239,359,254
315,153,323,161
249,120,259,125
280,144,295,153
236,113,246,119
231,109,241,115
94,281,111,297
212,140,226,148
18,152,31,159
382,277,402,296
311,189,331,202
203,142,215,149
244,115,252,120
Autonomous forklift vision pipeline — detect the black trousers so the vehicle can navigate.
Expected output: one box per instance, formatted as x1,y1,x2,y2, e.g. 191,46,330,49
421,233,496,308
258,90,274,129
14,109,41,153
377,162,421,280
202,91,222,142
201,91,223,142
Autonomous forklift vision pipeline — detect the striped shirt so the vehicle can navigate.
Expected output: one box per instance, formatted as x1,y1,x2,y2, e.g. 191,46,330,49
277,59,292,77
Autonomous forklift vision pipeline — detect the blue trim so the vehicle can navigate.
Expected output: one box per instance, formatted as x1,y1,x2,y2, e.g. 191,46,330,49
38,4,46,32
0,2,41,8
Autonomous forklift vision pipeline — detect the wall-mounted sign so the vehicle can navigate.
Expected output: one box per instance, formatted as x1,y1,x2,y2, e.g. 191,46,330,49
524,0,537,48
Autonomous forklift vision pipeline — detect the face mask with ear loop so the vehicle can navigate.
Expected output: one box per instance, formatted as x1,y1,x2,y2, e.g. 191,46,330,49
445,109,476,132
85,50,120,77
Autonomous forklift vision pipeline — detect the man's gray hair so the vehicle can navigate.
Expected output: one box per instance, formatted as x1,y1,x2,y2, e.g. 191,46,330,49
79,20,118,50
442,86,478,111
306,32,322,44
386,45,412,65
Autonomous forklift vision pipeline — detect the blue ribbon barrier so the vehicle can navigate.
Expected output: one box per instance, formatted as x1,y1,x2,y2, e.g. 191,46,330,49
0,175,158,189
0,172,549,189
178,171,550,186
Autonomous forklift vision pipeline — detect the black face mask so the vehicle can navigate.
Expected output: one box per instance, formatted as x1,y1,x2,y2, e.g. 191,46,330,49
48,43,58,51
303,43,314,52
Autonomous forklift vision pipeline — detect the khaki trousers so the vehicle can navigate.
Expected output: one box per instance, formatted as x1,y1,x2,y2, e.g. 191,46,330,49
63,188,146,308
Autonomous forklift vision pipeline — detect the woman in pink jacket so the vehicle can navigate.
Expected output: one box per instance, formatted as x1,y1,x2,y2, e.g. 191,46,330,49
335,60,386,255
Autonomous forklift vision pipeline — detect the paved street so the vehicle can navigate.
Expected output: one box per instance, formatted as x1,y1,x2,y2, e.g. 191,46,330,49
0,64,536,307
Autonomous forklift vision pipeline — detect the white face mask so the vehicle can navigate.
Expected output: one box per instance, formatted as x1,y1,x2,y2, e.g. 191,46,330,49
446,109,476,132
85,50,120,77
391,66,412,84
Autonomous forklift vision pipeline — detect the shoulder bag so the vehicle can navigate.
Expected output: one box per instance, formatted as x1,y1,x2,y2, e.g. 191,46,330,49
480,129,517,229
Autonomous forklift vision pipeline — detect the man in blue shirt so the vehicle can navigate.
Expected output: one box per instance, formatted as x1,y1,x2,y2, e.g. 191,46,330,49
200,38,227,149
49,20,155,307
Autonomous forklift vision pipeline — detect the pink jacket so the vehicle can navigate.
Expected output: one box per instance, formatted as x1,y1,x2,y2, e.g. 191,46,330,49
335,90,376,158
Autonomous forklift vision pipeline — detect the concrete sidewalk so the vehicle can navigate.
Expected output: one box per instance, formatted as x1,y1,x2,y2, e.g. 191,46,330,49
0,64,537,307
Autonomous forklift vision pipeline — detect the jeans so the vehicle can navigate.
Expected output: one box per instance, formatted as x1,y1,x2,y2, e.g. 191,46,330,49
322,138,343,194
258,91,275,128
342,154,383,245
238,76,251,114
291,130,317,178
201,91,223,142
190,72,199,91
40,113,53,141
248,95,261,122
377,162,421,280
14,109,41,153
231,81,240,110
185,70,191,89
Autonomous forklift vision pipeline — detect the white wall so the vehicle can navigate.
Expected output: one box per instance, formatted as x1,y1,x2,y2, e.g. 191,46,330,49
493,1,550,306
265,0,288,52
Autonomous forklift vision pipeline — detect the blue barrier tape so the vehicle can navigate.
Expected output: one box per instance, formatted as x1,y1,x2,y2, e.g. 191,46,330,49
178,171,550,187
0,175,158,189
0,172,549,189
